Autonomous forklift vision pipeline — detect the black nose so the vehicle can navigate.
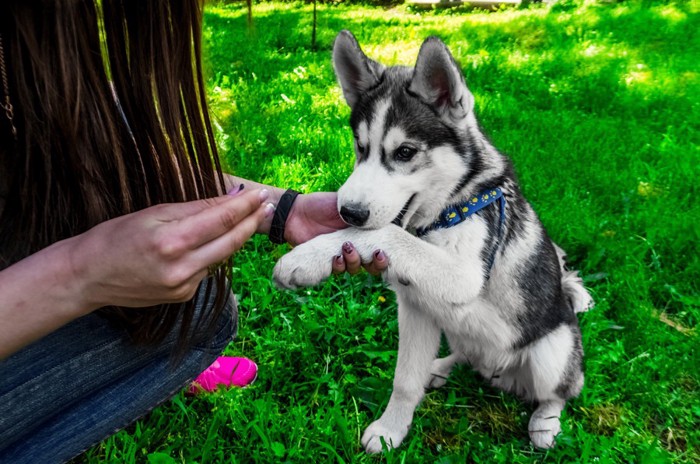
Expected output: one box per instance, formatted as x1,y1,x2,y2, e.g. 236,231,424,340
340,205,370,227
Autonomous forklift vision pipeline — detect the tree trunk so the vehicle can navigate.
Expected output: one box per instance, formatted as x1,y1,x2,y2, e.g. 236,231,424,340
311,0,317,50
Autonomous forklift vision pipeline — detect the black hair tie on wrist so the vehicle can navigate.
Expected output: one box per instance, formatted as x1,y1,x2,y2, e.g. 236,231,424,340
269,189,301,244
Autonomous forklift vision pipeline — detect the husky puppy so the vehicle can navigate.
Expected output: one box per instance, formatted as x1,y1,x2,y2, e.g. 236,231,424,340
273,31,593,452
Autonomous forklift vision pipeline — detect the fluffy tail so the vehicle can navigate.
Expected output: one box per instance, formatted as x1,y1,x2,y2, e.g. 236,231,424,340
553,244,594,313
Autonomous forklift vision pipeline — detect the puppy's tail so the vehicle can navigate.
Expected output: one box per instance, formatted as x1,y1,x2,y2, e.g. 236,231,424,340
554,244,594,313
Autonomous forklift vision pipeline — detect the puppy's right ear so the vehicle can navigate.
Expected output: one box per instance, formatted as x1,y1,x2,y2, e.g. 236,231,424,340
333,30,385,109
409,36,472,121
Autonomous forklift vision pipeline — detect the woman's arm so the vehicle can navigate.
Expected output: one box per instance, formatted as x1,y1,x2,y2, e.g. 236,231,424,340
0,189,271,360
224,174,346,245
0,238,93,359
226,174,389,275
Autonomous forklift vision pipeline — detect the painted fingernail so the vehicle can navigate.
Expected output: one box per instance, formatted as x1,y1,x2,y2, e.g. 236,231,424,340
259,189,270,201
264,203,276,217
374,250,386,261
342,242,353,254
334,255,344,265
227,184,245,196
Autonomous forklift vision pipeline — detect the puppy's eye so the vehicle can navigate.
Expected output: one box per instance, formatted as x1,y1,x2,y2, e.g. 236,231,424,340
394,146,417,162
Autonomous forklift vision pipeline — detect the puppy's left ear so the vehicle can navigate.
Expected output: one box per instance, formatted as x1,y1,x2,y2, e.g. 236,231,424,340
408,37,473,120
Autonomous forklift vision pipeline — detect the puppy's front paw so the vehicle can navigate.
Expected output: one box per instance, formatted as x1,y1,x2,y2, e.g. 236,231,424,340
361,420,409,454
272,243,334,290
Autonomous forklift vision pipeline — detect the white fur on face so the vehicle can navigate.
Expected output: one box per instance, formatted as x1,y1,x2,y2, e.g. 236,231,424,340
355,120,369,166
340,98,468,230
406,145,467,229
368,98,391,155
338,155,411,229
339,99,409,229
383,127,419,154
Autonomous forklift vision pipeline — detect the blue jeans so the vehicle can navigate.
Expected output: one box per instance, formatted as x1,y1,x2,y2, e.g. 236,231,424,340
0,285,237,463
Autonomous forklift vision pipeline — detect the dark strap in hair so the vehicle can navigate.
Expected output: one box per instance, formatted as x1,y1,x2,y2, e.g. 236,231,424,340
0,33,17,141
269,189,301,244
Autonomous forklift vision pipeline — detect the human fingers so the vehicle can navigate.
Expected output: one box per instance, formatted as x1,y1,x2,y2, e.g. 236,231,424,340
176,189,269,249
189,201,275,270
342,242,362,275
155,185,246,220
331,254,345,274
363,249,389,276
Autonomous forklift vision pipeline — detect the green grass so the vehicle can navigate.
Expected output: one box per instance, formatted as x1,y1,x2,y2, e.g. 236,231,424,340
78,1,699,462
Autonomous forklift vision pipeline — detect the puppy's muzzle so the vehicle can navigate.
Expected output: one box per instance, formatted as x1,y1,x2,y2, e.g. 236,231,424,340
340,204,370,227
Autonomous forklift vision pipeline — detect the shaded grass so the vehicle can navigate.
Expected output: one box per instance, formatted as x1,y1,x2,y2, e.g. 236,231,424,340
77,0,699,462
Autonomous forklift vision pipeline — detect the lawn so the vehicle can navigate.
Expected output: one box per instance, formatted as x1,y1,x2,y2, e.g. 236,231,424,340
77,0,699,462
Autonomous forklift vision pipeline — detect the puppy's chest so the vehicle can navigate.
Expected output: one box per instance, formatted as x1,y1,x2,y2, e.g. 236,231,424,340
391,281,429,306
388,220,515,336
392,281,511,347
416,216,489,258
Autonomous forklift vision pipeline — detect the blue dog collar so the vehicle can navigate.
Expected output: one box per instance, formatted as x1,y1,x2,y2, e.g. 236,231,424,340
416,188,506,237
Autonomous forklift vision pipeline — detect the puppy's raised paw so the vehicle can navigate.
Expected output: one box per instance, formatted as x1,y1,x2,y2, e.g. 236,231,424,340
272,242,335,290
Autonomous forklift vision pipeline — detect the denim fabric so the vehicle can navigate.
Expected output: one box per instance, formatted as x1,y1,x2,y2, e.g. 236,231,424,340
0,283,237,463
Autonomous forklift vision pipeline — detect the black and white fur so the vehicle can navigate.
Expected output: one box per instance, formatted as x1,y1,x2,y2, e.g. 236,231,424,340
273,31,594,452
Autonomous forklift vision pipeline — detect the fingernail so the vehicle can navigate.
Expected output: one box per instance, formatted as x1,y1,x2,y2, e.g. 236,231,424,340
334,255,344,265
264,203,276,217
374,250,386,261
227,184,245,196
259,189,270,201
342,242,353,254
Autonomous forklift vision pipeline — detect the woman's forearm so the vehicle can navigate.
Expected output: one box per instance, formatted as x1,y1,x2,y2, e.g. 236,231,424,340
0,237,93,360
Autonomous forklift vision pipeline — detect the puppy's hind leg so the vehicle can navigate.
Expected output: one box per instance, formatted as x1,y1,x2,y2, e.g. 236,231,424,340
525,323,584,449
529,399,566,449
427,353,460,389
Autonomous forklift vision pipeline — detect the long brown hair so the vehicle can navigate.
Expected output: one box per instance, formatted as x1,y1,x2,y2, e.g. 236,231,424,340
0,0,231,353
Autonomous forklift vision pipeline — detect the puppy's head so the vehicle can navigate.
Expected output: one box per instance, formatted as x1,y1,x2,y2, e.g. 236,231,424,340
332,31,475,230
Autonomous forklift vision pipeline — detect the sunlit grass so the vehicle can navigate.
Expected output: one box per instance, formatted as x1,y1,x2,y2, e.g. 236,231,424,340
76,1,698,462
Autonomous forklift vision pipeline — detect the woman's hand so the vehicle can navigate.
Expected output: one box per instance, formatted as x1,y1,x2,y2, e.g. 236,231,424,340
221,176,388,275
285,193,388,276
283,192,346,246
70,188,273,309
0,188,273,359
